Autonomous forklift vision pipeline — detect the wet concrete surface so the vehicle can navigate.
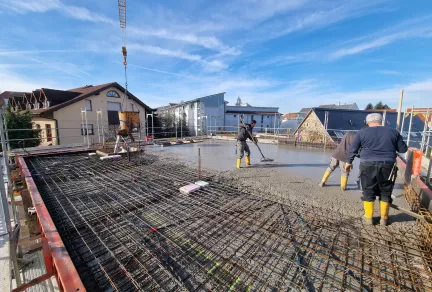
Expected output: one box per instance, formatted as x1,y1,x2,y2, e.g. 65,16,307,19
147,138,413,227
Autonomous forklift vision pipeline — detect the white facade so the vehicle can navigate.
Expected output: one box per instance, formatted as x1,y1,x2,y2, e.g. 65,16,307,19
157,93,225,136
224,105,280,133
157,94,281,135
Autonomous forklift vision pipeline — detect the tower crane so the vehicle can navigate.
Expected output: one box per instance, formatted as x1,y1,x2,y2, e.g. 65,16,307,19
115,0,141,156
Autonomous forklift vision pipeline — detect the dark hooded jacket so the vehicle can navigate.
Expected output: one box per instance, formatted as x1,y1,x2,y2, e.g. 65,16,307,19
237,124,254,141
332,132,356,162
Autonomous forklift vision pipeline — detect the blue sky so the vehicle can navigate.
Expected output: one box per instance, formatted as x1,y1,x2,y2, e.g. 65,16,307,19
1,0,432,113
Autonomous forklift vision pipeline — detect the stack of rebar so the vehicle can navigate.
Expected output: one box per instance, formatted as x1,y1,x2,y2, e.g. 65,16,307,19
26,153,432,291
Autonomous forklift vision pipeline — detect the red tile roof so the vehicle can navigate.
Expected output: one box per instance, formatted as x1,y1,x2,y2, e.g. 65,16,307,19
46,82,152,113
282,113,299,120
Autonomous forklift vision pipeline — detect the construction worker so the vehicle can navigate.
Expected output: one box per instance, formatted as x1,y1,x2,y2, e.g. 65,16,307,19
236,120,257,168
319,131,356,190
345,113,408,226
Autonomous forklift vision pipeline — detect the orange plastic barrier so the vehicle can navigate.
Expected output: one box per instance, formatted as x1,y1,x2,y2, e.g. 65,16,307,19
410,148,423,176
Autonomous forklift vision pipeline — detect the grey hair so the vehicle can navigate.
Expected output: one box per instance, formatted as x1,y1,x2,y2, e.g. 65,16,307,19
366,113,383,124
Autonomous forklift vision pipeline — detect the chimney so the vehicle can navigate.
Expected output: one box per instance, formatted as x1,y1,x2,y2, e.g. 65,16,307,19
338,101,340,106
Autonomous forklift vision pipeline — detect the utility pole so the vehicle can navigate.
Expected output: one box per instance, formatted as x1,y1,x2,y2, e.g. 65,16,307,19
407,105,414,147
396,89,404,131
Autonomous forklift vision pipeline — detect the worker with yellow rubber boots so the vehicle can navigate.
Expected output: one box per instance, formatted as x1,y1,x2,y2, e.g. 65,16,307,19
345,113,408,226
319,131,356,190
236,120,257,168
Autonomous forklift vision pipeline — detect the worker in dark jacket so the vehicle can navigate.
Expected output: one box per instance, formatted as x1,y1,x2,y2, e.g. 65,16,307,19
345,113,408,226
319,131,356,190
236,120,257,168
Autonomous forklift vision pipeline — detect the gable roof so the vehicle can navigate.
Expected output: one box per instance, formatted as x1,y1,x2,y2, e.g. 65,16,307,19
300,103,358,113
294,108,425,137
41,88,81,107
314,108,424,132
36,82,152,114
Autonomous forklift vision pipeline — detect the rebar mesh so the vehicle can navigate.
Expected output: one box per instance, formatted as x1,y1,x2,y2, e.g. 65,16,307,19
26,153,432,291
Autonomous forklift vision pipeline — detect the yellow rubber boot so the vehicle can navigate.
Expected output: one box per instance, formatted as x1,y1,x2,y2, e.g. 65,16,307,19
236,158,241,169
363,201,374,225
245,155,251,166
380,201,390,226
340,176,348,191
319,171,331,187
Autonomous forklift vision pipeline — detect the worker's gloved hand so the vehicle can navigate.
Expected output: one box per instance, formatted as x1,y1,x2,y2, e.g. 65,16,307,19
344,163,353,172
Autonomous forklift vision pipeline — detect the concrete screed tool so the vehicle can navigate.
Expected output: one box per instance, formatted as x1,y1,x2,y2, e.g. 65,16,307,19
240,115,274,162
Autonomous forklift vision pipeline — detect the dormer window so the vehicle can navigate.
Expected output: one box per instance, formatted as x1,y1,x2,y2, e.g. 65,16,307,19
107,90,120,98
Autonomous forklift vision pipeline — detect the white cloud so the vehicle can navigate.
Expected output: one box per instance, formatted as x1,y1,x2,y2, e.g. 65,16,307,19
0,0,60,13
0,49,76,55
377,70,401,75
0,68,55,92
60,5,114,24
329,16,432,60
237,0,388,42
0,0,114,24
128,44,201,61
127,44,228,71
128,27,241,55
126,63,195,79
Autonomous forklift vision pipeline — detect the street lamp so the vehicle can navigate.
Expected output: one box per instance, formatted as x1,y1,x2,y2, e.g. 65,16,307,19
146,113,154,141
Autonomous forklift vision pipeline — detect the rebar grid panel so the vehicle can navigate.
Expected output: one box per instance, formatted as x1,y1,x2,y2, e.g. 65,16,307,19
25,153,432,291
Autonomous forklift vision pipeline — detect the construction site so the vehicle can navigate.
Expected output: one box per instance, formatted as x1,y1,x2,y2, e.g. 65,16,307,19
2,1,432,291
0,133,430,291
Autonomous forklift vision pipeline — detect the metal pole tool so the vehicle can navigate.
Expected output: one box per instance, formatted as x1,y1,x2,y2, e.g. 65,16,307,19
240,115,274,162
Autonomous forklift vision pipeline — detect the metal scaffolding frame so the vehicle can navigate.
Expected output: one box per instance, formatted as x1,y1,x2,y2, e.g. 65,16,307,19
25,153,432,291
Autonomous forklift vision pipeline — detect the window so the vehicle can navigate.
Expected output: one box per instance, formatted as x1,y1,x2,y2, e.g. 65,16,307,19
267,116,270,118
107,90,120,98
234,114,236,118
107,102,121,111
130,103,135,111
46,124,52,141
335,131,345,138
85,100,92,111
251,115,254,121
81,124,94,135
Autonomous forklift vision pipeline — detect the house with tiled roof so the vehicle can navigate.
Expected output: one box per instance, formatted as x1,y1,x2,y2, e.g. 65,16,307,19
1,82,152,145
293,108,425,148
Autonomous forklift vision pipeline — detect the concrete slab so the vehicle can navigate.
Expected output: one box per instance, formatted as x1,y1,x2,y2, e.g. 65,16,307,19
148,139,411,218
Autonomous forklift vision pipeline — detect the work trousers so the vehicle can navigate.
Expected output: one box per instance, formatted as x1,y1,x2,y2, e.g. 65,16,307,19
326,157,349,178
237,140,250,159
359,161,395,203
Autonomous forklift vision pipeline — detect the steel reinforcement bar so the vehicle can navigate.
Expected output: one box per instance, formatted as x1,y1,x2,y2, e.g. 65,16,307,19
25,153,432,291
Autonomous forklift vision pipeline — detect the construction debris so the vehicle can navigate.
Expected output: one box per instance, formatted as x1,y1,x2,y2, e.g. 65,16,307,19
179,183,201,195
26,153,432,291
195,180,209,188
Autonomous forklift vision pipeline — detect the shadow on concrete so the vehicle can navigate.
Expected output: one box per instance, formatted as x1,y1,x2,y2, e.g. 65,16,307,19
323,183,360,188
388,212,415,223
193,144,221,147
250,163,328,168
370,213,415,225
285,163,329,167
